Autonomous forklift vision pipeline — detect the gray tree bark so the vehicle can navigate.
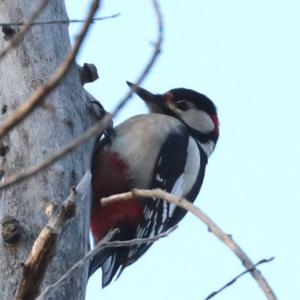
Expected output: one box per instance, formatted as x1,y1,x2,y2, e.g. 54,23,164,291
0,1,97,299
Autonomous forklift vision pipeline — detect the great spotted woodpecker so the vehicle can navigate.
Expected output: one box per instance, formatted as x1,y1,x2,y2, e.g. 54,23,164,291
89,82,219,287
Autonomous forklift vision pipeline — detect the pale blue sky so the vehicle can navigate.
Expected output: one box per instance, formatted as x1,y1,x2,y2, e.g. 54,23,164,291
66,1,300,299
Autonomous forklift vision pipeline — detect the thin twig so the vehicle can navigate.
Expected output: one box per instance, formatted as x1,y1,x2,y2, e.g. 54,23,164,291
0,14,120,27
36,227,175,300
0,114,110,190
101,189,278,300
0,0,50,60
204,257,275,300
111,0,163,116
0,0,101,139
36,229,119,300
0,0,164,190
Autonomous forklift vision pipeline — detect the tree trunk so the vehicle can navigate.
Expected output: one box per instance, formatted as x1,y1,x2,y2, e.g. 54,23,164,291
0,1,96,299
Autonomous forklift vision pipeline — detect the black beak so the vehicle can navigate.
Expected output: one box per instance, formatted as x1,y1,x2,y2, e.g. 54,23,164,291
126,81,157,104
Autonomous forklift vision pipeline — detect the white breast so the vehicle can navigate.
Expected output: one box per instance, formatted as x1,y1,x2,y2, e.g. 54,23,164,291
110,114,184,188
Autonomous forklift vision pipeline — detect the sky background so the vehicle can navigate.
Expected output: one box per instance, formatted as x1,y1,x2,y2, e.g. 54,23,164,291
65,1,300,299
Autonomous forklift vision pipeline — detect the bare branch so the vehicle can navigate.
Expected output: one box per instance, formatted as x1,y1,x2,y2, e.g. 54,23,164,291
36,227,175,300
101,189,278,300
0,114,110,190
111,0,163,117
0,0,164,190
204,257,275,300
14,191,76,300
0,14,120,27
14,171,91,300
0,0,50,60
35,229,118,300
0,0,101,139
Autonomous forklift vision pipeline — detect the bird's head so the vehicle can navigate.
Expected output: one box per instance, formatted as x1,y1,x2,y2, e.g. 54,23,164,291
127,82,219,146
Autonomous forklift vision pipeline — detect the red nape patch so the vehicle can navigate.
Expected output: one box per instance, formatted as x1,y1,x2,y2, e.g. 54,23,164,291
91,199,143,242
210,114,220,135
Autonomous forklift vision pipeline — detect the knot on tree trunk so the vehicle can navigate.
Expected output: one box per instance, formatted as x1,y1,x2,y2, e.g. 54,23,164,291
79,63,99,85
1,215,21,244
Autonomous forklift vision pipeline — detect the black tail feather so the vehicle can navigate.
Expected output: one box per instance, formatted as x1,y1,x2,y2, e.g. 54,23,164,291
88,247,127,288
88,248,111,278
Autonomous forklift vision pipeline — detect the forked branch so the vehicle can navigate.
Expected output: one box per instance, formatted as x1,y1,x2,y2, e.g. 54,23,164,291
101,188,277,300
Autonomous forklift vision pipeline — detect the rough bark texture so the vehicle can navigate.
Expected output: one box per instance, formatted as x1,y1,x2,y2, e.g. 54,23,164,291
0,1,97,299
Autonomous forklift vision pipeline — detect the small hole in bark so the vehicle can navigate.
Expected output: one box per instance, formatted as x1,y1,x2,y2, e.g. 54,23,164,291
2,105,7,114
0,142,9,156
63,118,74,134
2,26,16,40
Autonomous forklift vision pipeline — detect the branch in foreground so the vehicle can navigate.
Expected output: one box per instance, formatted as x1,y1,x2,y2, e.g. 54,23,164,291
14,190,77,300
0,114,110,190
204,257,275,300
0,0,101,139
0,0,50,60
0,14,120,27
36,227,175,300
101,188,278,300
14,171,91,300
0,0,164,190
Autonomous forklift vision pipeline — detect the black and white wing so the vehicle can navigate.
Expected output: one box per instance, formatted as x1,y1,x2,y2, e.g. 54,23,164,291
125,128,208,267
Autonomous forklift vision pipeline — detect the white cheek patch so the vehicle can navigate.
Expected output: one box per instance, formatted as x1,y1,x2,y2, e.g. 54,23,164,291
181,110,215,133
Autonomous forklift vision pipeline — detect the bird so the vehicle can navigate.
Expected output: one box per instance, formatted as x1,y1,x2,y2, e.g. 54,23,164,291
89,82,219,287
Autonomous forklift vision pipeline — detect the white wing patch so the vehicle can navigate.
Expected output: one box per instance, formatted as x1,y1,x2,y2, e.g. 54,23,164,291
162,200,168,223
169,175,184,217
169,137,201,217
124,136,202,266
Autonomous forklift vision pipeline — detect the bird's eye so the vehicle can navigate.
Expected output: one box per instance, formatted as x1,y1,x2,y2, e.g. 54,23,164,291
175,100,189,111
